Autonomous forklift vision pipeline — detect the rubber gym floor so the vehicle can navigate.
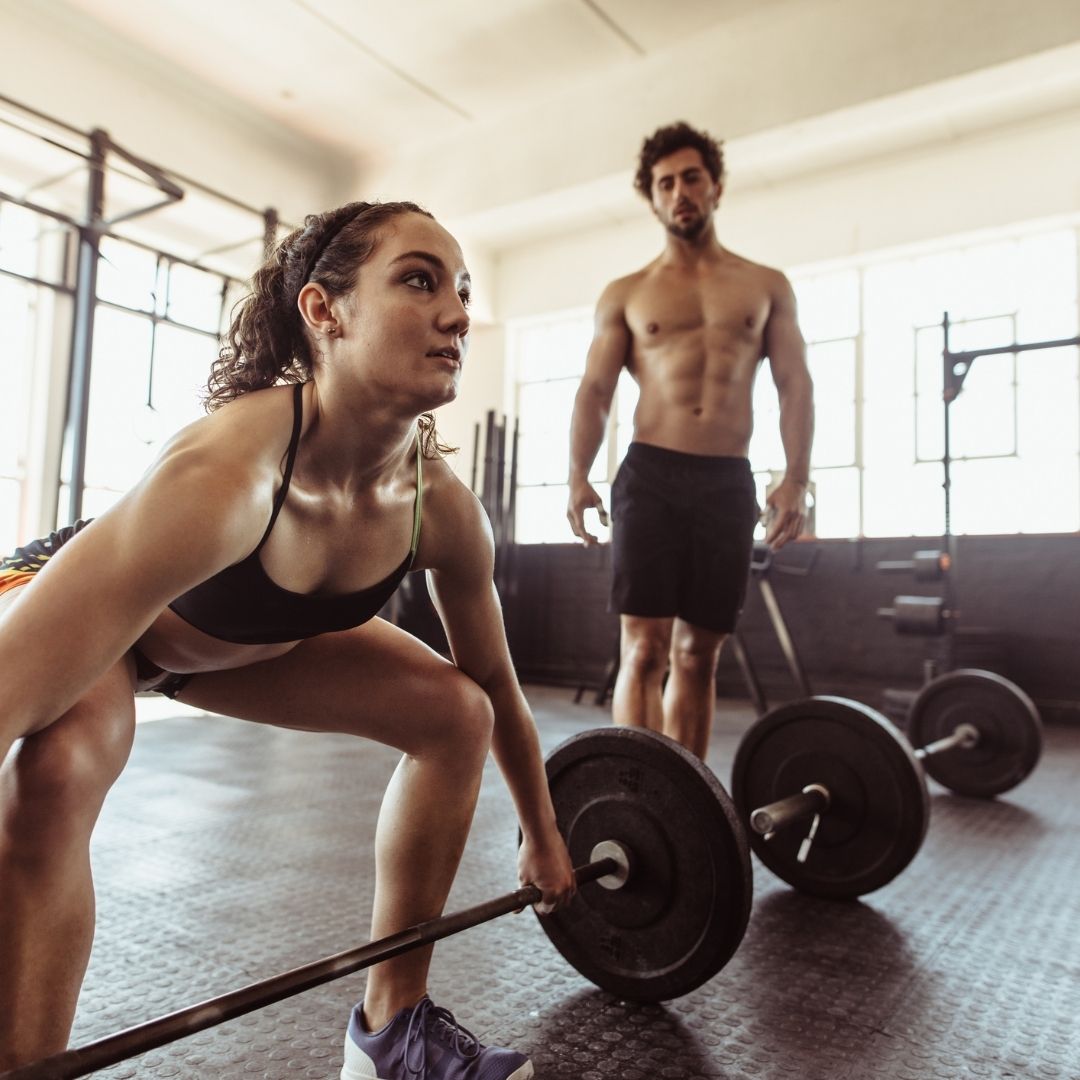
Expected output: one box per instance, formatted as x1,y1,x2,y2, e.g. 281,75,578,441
64,685,1079,1080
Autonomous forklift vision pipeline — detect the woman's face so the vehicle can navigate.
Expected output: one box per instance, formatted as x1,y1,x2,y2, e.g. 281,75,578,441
336,213,471,411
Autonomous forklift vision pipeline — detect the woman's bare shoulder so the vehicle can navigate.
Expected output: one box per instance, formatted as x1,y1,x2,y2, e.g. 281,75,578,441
413,454,494,573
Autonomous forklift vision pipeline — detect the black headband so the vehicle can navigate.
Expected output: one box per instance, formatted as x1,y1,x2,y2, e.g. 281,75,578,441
300,204,367,286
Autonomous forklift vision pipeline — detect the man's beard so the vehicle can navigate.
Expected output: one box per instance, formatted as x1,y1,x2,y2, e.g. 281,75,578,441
666,212,707,240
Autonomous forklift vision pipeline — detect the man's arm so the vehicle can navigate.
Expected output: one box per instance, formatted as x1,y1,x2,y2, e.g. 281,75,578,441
762,272,814,548
567,279,631,545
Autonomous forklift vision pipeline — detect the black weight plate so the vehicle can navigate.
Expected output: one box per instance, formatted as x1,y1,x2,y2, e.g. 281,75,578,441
538,727,751,1003
909,669,1042,797
732,696,928,899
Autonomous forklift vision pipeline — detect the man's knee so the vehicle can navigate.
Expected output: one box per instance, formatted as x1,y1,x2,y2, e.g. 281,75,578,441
670,631,727,682
620,627,671,680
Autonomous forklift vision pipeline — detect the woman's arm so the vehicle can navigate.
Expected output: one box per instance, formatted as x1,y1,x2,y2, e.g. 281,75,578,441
423,471,575,909
0,408,285,743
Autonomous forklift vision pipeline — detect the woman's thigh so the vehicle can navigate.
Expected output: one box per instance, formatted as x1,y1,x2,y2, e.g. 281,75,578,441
174,619,487,756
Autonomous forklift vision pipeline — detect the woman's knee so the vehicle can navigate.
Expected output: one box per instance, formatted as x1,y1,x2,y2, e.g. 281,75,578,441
425,670,494,760
6,700,135,821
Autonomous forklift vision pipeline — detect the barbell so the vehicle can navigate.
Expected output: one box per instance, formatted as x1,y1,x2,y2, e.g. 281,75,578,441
731,673,1042,899
1,727,752,1080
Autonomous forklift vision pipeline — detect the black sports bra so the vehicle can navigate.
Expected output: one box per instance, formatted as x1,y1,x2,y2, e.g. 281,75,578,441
168,383,422,645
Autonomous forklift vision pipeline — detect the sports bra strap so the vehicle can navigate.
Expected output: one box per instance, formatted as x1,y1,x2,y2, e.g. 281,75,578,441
409,433,423,557
254,382,305,552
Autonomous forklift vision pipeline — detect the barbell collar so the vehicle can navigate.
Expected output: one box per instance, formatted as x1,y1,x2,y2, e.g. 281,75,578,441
0,857,619,1080
750,784,831,836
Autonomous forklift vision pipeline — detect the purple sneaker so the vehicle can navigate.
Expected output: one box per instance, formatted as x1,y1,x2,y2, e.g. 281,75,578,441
340,995,533,1080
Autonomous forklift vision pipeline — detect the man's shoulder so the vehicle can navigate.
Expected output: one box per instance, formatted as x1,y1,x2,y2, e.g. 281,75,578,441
602,262,656,300
720,248,788,285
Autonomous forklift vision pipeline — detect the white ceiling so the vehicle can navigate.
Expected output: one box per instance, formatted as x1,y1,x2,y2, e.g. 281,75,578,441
35,0,1080,251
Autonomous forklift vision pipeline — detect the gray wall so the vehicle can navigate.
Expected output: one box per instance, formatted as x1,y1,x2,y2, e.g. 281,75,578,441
494,535,1079,722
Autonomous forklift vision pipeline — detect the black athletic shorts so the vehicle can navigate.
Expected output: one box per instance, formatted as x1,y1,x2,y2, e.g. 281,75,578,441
0,520,192,699
609,442,759,633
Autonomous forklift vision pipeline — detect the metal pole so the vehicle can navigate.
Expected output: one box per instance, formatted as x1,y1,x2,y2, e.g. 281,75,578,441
1,859,618,1080
728,632,768,718
62,129,107,524
940,312,957,674
261,207,279,258
757,578,811,698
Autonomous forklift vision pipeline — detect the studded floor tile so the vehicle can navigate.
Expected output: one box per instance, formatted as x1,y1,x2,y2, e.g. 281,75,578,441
19,686,1075,1078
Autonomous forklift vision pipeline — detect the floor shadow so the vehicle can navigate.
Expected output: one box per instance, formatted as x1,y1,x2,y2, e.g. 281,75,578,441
526,985,740,1079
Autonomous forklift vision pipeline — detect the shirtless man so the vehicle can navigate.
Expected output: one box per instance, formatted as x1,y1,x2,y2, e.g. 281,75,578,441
566,121,814,758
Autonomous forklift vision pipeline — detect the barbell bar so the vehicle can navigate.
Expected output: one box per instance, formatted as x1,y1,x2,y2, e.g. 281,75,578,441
875,549,949,582
877,594,950,636
731,673,1043,899
0,858,621,1080
2,727,753,1079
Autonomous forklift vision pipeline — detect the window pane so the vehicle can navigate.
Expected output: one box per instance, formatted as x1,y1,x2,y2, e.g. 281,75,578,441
806,339,856,467
83,307,157,494
0,277,33,476
0,478,20,554
516,379,578,486
97,237,160,313
948,352,1015,458
516,313,592,383
614,369,639,463
863,329,916,469
863,461,945,537
514,482,610,544
749,366,783,472
810,467,859,539
151,325,216,436
0,203,72,286
794,270,859,341
167,261,228,333
1016,230,1076,312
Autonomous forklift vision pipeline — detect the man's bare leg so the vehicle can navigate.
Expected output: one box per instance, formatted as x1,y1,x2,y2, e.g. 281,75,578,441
612,615,673,733
0,662,136,1068
662,619,726,759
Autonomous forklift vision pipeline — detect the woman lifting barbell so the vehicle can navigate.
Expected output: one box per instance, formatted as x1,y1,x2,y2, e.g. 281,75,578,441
0,200,574,1080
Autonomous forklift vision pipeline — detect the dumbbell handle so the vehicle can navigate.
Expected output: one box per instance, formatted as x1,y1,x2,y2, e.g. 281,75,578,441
913,722,980,760
750,784,830,835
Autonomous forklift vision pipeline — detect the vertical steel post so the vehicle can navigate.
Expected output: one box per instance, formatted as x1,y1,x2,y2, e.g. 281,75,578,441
62,129,107,524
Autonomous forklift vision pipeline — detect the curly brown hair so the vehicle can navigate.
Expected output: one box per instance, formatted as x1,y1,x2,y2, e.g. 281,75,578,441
206,199,455,458
633,121,725,201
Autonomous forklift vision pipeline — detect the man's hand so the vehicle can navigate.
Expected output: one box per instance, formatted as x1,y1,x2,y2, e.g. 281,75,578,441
763,478,808,549
567,480,610,545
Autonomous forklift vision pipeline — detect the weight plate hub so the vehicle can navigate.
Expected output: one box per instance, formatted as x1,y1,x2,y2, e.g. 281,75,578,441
909,669,1042,798
539,727,752,1002
732,696,929,899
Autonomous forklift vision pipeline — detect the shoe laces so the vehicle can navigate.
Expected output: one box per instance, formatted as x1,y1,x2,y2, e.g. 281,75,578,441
404,997,481,1077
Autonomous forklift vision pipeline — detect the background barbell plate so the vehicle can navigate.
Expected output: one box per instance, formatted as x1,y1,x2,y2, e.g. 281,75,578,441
537,727,751,1003
908,669,1042,798
731,696,929,899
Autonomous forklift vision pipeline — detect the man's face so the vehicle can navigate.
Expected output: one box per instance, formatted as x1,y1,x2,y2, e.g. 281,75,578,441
649,147,721,240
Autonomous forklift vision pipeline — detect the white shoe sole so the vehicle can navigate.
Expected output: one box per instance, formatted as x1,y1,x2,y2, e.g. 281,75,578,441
341,1051,533,1079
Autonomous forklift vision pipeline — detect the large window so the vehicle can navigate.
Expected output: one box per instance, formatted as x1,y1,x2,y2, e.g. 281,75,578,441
510,222,1080,541
0,98,271,549
0,201,75,552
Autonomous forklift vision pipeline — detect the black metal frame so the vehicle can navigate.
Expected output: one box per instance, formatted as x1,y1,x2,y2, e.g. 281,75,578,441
938,311,1080,668
0,95,283,526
